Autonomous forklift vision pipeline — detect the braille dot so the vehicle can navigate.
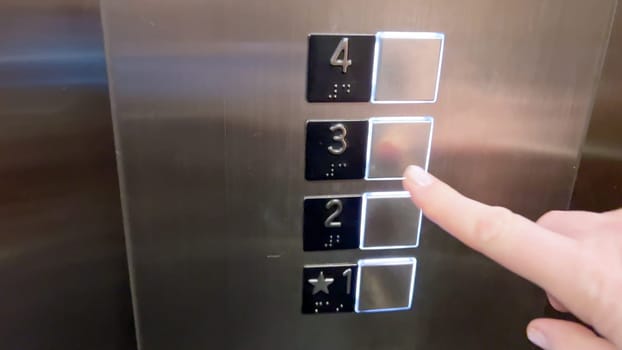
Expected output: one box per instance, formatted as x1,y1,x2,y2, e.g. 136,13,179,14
340,304,344,308
333,89,338,94
347,84,351,87
331,164,335,168
315,309,319,313
336,308,340,311
334,83,338,88
326,301,330,305
342,84,346,88
346,89,351,94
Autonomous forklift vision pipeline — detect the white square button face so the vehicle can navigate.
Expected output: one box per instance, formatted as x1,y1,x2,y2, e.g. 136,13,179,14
360,192,422,250
355,258,417,313
366,117,433,180
372,32,444,103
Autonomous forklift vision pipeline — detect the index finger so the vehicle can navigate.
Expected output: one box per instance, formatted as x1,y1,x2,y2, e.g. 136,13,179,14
402,166,578,295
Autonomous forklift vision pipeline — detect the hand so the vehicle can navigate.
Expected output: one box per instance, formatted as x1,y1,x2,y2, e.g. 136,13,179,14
402,165,622,350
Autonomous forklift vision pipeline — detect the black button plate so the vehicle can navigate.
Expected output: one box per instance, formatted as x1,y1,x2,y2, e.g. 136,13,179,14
302,264,357,314
305,120,368,181
303,196,362,251
306,35,375,102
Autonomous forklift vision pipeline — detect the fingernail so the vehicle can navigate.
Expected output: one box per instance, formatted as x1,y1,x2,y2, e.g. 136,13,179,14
527,327,548,349
404,166,433,187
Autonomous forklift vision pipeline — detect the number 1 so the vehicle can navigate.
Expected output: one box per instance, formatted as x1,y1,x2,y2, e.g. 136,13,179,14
330,38,352,73
342,268,352,295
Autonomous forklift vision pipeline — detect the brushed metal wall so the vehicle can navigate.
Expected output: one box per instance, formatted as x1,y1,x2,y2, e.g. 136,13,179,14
0,1,135,349
572,5,622,212
101,0,615,349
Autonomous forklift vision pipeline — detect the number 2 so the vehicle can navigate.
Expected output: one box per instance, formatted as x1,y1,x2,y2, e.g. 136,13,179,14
330,38,352,73
324,199,343,228
328,123,347,155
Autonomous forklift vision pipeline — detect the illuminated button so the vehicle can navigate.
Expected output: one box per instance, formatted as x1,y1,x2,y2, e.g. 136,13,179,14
305,120,368,181
360,192,421,250
366,117,433,180
355,258,417,313
303,196,362,251
307,34,376,102
302,264,357,314
372,32,445,104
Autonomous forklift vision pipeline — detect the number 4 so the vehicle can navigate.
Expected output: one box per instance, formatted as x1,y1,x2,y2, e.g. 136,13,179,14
330,38,352,73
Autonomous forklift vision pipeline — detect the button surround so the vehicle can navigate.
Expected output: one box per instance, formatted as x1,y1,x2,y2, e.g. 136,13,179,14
371,32,445,104
359,191,422,250
355,257,417,313
365,116,434,180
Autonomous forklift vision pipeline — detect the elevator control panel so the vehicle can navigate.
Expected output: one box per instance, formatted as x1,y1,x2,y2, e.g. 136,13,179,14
302,32,443,315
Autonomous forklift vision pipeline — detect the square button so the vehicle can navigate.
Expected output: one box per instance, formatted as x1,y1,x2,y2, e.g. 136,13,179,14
366,117,433,180
360,192,422,250
307,34,376,102
372,32,445,103
355,258,417,313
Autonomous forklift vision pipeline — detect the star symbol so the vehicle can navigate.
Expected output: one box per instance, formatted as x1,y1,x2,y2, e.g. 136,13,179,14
308,271,334,295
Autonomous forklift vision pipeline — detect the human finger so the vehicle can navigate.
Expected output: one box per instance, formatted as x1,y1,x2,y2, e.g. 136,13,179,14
527,318,616,350
402,166,579,308
537,210,605,239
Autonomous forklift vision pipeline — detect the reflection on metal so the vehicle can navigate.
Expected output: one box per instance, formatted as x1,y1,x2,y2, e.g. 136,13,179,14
101,0,616,349
0,0,134,349
572,9,622,212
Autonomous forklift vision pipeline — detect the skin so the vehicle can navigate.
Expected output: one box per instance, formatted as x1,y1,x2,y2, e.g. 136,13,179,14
402,165,622,350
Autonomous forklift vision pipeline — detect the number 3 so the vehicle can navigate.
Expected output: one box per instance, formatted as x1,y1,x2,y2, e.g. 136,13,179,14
330,38,352,73
328,123,347,155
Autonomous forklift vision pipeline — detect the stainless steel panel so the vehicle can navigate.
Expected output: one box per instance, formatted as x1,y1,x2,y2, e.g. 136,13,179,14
101,0,616,349
361,192,420,249
367,117,433,180
572,6,622,211
356,258,417,313
0,1,135,349
372,32,444,103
